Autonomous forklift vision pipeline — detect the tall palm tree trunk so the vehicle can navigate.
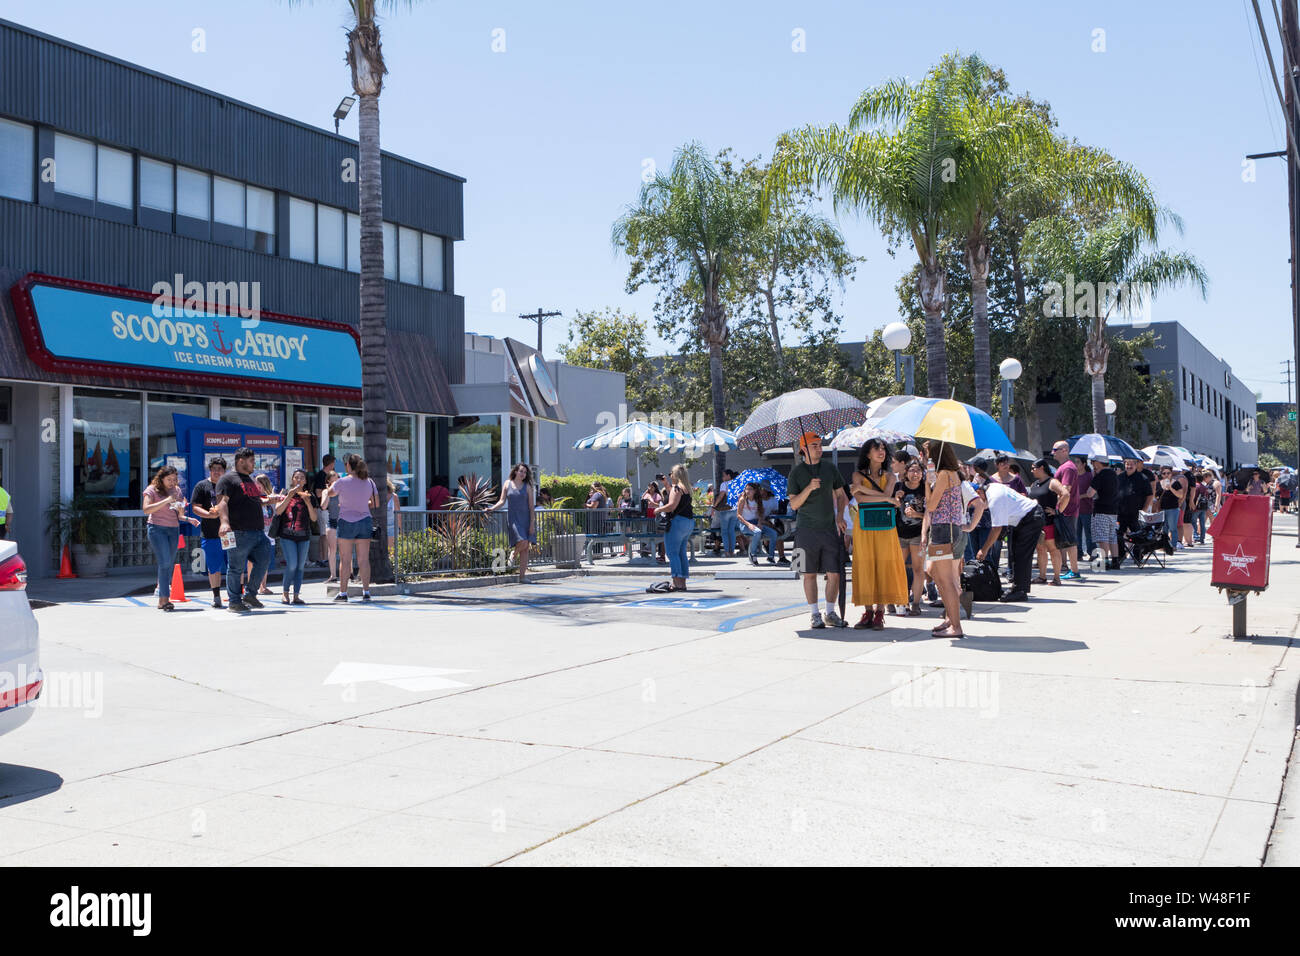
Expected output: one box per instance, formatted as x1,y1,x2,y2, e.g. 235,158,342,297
919,258,948,398
967,237,992,412
1009,242,1043,451
352,37,391,582
705,296,727,492
1084,324,1109,434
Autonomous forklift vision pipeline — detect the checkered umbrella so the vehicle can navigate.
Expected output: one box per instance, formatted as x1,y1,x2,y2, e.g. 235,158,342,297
735,388,869,450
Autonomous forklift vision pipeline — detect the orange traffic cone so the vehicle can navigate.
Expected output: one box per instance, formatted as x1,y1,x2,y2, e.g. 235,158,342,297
56,543,77,579
170,562,189,603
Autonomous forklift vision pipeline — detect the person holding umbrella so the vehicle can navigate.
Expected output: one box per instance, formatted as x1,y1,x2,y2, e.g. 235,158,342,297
788,432,849,629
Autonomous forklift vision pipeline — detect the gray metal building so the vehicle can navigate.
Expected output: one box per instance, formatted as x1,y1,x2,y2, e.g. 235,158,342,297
0,18,470,575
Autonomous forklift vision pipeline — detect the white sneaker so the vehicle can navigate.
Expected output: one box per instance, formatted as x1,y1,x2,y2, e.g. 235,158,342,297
809,611,825,629
823,609,848,628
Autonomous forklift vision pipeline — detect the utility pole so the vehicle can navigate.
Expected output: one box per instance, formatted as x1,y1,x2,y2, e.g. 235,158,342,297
1284,358,1295,404
518,308,562,354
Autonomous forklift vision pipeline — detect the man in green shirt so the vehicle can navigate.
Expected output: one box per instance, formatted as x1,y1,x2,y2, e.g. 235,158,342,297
788,431,848,629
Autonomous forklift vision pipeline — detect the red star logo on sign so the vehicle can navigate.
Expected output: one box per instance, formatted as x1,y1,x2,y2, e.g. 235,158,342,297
1223,544,1258,577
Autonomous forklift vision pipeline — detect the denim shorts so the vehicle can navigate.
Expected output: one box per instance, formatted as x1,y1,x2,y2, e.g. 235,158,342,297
337,516,373,540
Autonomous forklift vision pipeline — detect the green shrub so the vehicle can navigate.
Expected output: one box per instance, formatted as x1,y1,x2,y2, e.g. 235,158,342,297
539,472,630,509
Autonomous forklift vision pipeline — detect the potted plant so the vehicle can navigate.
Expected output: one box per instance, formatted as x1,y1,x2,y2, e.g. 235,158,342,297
45,495,116,578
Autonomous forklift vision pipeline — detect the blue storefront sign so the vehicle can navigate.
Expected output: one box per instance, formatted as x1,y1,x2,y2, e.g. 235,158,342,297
16,276,361,393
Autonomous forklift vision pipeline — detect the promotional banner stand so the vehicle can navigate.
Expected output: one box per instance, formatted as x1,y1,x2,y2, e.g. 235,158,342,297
1207,493,1274,640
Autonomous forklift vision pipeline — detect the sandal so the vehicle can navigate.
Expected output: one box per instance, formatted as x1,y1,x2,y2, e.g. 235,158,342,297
160,602,174,612
931,620,951,634
282,594,291,605
904,603,922,617
1032,576,1047,585
292,596,306,605
935,625,964,639
1050,578,1061,586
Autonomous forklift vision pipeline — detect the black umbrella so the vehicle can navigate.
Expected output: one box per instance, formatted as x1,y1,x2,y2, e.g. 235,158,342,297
736,387,868,622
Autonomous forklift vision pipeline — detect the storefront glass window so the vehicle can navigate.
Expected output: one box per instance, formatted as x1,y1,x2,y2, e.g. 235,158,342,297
292,405,320,472
220,400,270,430
73,388,142,505
329,407,364,463
147,393,207,475
448,415,500,495
386,413,415,504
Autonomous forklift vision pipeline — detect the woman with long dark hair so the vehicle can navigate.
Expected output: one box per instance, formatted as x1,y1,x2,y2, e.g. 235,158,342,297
493,463,536,582
660,464,694,591
327,453,379,602
921,441,967,638
893,458,927,615
738,481,777,564
141,464,201,611
274,468,317,604
850,438,909,629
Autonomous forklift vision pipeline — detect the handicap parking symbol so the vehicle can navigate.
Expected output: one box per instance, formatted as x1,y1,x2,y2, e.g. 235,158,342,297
620,597,751,611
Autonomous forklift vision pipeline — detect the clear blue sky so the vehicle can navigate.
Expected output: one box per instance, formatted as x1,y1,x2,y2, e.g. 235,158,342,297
4,0,1296,402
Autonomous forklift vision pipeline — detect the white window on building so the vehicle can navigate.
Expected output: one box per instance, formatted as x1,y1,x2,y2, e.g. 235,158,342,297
53,132,96,199
0,117,34,202
176,166,210,220
288,198,315,262
317,205,345,268
346,212,361,273
399,225,421,284
246,185,275,253
96,145,133,208
140,157,174,212
213,176,245,227
382,221,397,280
422,233,444,291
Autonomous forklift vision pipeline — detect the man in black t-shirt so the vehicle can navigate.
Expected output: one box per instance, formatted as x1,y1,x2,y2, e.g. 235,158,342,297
190,457,228,608
308,455,336,565
216,447,277,613
1086,456,1121,569
1115,459,1155,567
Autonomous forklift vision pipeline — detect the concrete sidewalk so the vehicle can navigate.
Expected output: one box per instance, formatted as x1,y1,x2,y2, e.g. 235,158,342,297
0,517,1295,865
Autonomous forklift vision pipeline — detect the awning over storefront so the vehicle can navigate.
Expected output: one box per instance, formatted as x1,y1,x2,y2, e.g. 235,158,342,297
0,270,457,416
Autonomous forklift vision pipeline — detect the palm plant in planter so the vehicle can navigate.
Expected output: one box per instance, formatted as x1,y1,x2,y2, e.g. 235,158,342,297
45,495,116,577
446,473,497,511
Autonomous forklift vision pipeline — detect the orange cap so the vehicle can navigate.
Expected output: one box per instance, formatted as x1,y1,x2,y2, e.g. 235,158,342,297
798,431,822,449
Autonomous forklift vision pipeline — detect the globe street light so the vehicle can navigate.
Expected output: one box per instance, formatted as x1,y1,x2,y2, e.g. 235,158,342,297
999,357,1023,444
882,322,914,396
1104,398,1117,435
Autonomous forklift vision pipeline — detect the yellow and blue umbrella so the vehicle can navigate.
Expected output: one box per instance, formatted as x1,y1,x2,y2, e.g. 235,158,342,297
874,397,1015,452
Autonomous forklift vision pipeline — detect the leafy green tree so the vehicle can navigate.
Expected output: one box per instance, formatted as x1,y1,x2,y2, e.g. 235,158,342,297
613,143,764,488
558,307,661,415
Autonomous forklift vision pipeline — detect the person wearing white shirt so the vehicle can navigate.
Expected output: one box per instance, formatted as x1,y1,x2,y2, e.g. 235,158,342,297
970,460,1044,602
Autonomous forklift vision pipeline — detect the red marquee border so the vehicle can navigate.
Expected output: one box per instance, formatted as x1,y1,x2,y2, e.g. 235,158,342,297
9,272,364,404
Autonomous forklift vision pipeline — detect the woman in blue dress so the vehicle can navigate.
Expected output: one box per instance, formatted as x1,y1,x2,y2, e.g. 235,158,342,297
493,463,536,582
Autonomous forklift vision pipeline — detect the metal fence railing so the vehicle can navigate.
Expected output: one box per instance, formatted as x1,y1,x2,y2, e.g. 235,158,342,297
393,507,634,582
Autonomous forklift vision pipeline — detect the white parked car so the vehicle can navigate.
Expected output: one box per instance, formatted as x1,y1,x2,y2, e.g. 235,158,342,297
0,539,41,736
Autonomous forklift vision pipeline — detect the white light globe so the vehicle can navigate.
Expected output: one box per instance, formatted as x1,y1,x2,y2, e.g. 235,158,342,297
1104,398,1117,415
999,357,1023,381
882,322,911,352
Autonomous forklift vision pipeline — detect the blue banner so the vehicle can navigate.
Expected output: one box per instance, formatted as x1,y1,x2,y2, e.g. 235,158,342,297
29,284,361,388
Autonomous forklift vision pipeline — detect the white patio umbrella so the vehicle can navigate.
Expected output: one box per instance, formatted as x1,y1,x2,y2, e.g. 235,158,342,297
688,426,739,452
573,420,693,487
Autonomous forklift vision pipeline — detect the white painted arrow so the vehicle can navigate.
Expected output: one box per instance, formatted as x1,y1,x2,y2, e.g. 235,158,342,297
323,661,473,692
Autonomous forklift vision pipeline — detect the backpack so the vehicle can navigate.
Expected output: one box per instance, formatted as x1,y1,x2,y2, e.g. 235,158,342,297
961,559,1003,601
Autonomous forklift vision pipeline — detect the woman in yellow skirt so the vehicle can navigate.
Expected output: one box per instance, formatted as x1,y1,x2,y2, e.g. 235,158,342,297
850,438,910,629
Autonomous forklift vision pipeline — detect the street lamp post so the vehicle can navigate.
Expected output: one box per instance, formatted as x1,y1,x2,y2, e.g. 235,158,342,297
999,357,1023,444
1104,398,1117,435
883,322,914,396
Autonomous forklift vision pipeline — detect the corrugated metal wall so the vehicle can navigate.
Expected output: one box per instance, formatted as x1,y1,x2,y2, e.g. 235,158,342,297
0,18,464,238
0,201,465,383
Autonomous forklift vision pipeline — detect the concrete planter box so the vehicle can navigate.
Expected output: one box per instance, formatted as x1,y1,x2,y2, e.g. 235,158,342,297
71,544,110,578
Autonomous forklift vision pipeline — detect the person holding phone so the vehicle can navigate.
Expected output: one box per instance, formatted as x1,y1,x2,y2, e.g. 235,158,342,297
142,465,201,611
274,468,318,605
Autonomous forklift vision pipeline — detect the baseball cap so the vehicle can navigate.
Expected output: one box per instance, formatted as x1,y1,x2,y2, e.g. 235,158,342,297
798,431,822,449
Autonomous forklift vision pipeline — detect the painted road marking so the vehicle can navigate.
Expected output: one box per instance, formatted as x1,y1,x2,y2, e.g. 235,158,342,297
716,602,809,632
618,597,753,611
323,661,473,692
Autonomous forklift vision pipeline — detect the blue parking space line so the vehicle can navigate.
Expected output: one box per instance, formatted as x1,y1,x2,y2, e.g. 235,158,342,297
123,595,147,606
716,602,808,633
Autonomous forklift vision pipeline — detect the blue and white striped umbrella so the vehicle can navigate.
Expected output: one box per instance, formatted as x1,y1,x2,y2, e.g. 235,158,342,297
688,426,739,452
573,420,693,450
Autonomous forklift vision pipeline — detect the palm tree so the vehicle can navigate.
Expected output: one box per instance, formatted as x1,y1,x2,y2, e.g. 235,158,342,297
288,0,424,581
768,53,999,398
613,143,763,490
1023,210,1208,433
